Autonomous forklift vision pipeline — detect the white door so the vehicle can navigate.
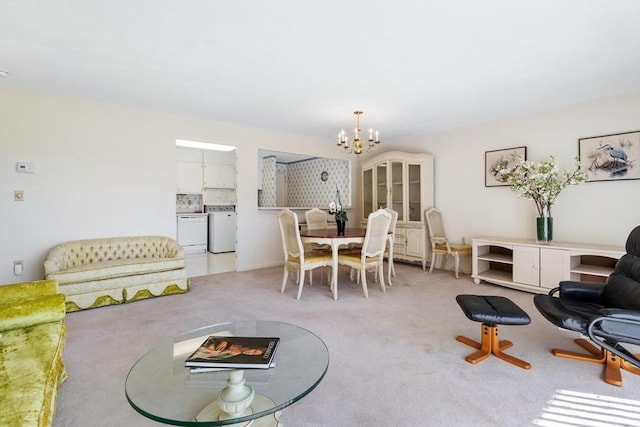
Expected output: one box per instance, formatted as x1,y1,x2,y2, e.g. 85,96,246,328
405,227,423,258
212,213,237,253
540,248,569,289
513,245,540,286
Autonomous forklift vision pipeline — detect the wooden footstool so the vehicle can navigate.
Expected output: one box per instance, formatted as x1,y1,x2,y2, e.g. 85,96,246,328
455,294,532,369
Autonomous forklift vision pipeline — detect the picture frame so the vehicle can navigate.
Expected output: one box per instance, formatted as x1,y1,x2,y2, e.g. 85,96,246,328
485,146,527,187
578,131,640,182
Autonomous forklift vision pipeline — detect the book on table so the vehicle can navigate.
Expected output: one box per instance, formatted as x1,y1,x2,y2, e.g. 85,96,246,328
190,361,276,373
184,336,280,369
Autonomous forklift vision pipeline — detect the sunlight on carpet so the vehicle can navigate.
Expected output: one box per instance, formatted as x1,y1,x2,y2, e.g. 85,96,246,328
532,389,640,427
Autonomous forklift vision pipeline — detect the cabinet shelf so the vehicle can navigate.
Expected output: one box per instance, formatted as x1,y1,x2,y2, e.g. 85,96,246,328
570,264,614,277
477,253,513,264
476,269,513,284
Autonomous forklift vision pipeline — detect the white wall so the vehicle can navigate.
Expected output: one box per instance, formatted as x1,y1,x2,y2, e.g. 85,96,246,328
2,86,637,284
0,86,357,283
393,91,640,247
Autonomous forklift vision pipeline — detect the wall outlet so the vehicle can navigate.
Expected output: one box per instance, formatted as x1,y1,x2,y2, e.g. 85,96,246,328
13,260,23,276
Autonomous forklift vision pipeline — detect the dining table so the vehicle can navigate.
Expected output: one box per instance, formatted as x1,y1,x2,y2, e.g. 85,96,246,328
299,227,367,300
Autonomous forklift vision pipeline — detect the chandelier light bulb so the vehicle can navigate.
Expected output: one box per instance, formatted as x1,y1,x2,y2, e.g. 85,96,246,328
336,111,381,155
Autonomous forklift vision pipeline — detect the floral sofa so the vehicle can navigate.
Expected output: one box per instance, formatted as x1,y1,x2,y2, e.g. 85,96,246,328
44,236,190,312
0,280,67,427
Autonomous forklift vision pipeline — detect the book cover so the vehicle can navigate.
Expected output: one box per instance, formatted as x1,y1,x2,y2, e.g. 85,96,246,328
184,336,280,369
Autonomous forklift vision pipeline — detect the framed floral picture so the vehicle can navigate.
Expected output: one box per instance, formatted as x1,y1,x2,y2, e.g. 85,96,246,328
578,131,640,182
485,146,527,187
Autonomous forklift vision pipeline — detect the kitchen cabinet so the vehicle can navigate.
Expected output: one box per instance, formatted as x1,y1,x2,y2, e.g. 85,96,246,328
203,151,236,189
204,163,235,188
176,147,236,196
176,148,203,193
360,151,434,268
472,237,624,293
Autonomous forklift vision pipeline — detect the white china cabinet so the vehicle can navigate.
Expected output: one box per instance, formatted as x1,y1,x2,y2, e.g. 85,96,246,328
360,151,434,268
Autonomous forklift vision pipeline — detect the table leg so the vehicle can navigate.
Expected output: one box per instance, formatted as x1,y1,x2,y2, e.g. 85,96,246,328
331,240,339,300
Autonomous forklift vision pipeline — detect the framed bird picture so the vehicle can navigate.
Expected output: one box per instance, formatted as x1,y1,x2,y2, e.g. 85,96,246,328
579,131,640,182
485,146,527,187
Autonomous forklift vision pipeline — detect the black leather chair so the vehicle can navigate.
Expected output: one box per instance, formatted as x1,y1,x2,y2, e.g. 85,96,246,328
533,225,640,386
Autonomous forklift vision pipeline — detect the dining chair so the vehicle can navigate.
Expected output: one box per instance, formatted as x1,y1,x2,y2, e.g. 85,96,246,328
337,209,392,298
425,207,471,279
304,208,332,252
277,209,333,300
305,208,329,230
347,208,397,286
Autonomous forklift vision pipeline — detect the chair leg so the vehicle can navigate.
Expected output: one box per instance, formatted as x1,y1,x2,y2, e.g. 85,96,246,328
281,265,289,293
360,268,369,299
429,253,436,274
378,264,386,293
389,247,396,277
552,338,606,363
454,253,460,279
551,338,640,387
456,324,531,369
296,270,305,300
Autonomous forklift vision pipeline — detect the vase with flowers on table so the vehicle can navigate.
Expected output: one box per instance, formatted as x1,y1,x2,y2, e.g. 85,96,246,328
328,186,348,235
497,155,587,244
328,202,348,235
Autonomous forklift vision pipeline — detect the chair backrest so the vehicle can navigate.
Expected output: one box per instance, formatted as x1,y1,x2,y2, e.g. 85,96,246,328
362,209,392,259
305,208,328,231
425,207,448,248
604,225,640,310
384,208,398,237
277,209,304,261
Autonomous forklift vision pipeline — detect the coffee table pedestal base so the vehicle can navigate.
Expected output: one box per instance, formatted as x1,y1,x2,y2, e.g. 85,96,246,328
196,394,281,426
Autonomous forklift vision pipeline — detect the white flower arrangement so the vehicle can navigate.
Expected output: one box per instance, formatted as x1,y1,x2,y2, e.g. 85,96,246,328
497,155,587,217
328,188,348,221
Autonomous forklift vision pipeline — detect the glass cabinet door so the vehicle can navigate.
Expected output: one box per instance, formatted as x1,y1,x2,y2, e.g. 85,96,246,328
362,168,373,219
407,163,421,222
390,161,404,221
376,163,388,209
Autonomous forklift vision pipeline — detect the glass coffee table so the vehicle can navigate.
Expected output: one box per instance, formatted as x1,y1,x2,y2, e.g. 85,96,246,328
126,321,329,426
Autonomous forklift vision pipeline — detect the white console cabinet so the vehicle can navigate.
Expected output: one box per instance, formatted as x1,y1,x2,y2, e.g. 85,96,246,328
472,237,625,293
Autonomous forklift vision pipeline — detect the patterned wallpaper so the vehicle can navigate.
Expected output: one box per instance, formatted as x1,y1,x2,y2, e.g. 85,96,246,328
287,158,351,208
260,157,351,208
259,156,277,207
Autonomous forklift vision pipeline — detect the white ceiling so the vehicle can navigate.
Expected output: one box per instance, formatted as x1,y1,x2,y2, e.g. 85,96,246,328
1,1,639,143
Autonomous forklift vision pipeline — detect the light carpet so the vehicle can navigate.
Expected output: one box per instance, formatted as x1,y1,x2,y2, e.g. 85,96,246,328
53,263,640,427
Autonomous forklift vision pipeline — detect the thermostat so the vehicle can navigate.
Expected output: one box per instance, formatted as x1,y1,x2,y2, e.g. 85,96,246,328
16,162,35,173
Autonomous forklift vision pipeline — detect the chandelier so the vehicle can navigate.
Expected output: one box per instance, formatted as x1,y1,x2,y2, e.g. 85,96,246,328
336,111,380,155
